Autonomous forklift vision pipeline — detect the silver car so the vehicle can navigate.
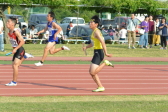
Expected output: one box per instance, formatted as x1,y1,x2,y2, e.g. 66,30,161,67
69,25,112,41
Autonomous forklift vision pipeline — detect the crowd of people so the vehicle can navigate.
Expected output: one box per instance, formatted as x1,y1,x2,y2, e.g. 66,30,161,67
100,14,168,50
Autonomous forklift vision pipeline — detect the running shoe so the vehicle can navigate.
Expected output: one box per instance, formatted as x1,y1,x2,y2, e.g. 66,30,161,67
35,62,43,66
62,46,70,50
164,47,167,50
24,53,34,59
160,47,163,50
92,87,105,92
5,81,17,86
132,46,136,49
104,60,114,67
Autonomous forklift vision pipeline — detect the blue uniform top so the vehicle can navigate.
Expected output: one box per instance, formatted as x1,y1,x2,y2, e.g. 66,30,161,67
47,21,58,42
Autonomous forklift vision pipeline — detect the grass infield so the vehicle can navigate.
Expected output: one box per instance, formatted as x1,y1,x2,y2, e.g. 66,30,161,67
0,44,168,57
0,95,168,112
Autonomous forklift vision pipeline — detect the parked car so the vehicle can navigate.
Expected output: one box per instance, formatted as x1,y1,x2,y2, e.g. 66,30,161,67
101,19,115,29
59,17,85,34
28,14,49,28
69,25,112,42
5,14,28,28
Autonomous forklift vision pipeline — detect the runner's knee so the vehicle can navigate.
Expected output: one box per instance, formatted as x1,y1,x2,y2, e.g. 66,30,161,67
89,71,96,76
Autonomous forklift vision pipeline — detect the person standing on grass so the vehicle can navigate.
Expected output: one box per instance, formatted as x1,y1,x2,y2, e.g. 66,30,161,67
153,18,160,46
148,15,155,48
83,15,114,92
159,17,167,50
35,11,70,66
0,19,5,52
139,16,149,49
126,13,139,49
5,17,33,86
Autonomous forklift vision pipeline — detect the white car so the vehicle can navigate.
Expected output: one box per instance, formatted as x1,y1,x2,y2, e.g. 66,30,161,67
59,17,85,34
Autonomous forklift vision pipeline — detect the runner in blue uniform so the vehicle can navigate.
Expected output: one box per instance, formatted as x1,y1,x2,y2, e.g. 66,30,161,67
35,11,70,66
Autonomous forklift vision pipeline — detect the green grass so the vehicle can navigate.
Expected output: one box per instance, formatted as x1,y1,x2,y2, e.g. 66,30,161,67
0,95,168,112
1,44,168,57
0,60,168,65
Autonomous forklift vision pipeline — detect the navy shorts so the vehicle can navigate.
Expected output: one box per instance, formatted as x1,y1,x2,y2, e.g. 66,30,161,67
12,47,25,61
91,49,104,65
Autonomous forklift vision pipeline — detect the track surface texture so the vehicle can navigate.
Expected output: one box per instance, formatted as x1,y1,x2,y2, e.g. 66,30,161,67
0,64,168,96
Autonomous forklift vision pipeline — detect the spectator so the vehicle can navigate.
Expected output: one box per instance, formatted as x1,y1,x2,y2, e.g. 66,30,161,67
29,25,38,44
21,25,27,39
119,26,127,41
101,27,108,33
148,15,155,48
153,18,160,46
66,22,73,37
139,16,149,49
126,13,139,49
16,17,21,29
108,26,115,40
0,19,5,52
159,17,167,50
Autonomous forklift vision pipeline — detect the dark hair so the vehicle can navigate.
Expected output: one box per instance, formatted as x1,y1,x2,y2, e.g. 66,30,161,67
48,11,55,19
22,25,26,28
161,17,166,23
155,17,159,21
145,16,149,19
31,25,35,29
91,15,100,27
9,17,17,26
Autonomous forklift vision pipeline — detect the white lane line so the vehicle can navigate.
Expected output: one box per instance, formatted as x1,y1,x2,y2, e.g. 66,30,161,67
1,76,168,78
0,72,167,73
0,87,168,90
0,68,166,70
1,83,168,85
1,79,168,80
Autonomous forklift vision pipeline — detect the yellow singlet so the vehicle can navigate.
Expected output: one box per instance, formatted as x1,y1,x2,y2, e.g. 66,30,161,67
91,28,104,49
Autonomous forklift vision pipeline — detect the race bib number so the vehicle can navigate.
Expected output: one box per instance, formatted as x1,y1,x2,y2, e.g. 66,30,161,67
48,27,52,36
10,38,18,47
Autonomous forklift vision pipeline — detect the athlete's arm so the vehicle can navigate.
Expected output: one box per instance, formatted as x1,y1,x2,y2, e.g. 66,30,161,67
52,22,62,40
95,30,112,57
37,26,48,35
12,30,25,54
83,42,93,51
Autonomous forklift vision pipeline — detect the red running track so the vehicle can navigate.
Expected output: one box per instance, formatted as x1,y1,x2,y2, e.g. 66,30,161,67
0,64,168,96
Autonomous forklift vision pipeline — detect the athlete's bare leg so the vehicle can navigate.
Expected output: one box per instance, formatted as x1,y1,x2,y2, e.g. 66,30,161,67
89,63,106,87
49,43,63,54
12,58,24,82
41,42,56,62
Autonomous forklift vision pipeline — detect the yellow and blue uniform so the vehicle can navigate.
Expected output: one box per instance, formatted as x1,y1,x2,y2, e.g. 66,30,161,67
91,28,104,65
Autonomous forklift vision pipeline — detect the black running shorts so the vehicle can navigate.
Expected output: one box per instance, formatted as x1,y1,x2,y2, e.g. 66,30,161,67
12,47,25,61
91,49,104,65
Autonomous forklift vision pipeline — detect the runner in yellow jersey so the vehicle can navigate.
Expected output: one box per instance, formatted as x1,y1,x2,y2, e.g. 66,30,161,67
83,15,114,92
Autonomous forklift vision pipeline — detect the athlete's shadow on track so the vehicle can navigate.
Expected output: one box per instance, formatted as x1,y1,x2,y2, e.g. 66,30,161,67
145,68,168,72
19,81,90,91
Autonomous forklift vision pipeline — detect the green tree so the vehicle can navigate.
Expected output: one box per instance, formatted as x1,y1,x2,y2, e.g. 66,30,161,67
0,0,78,43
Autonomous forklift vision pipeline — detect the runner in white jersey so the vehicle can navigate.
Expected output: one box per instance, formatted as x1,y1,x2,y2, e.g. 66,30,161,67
35,11,70,66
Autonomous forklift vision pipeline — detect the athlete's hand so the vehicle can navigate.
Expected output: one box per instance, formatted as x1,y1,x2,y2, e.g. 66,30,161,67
12,49,17,54
105,53,112,57
37,32,41,36
82,46,87,51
